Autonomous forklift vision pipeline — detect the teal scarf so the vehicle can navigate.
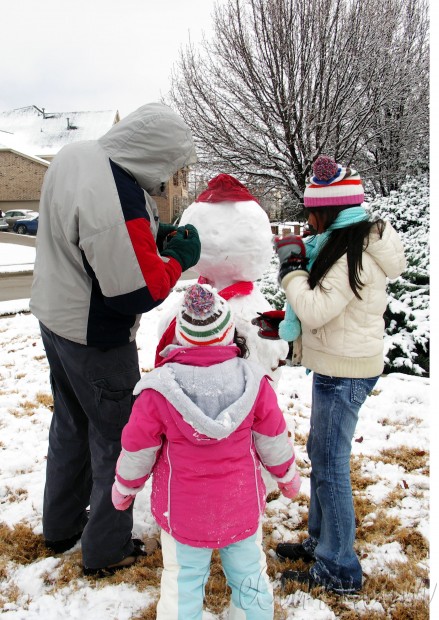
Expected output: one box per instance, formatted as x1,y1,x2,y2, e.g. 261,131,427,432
278,207,369,342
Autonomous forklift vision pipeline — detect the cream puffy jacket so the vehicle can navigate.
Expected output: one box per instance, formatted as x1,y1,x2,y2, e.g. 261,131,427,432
281,222,406,378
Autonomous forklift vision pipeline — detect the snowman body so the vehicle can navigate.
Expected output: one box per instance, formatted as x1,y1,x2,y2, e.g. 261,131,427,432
179,199,289,381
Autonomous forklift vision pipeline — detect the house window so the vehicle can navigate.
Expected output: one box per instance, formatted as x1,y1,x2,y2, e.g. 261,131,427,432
173,196,181,219
181,169,188,188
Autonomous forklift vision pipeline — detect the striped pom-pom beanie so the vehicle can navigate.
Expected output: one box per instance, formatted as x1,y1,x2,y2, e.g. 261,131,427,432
304,155,364,207
176,284,235,347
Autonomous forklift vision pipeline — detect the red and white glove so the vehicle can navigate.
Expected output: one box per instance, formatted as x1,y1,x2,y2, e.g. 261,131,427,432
278,472,302,499
112,483,134,511
251,310,285,340
274,235,308,284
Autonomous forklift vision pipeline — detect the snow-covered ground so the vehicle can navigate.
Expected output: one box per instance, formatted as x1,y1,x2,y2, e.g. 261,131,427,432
0,241,35,273
0,240,35,316
0,242,434,618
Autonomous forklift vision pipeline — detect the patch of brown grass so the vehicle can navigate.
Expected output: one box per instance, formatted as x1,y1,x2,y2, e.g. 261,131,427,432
19,400,36,413
110,548,163,590
9,408,26,418
295,457,310,471
204,550,231,614
351,455,379,490
381,485,407,509
358,510,402,547
10,392,53,417
4,487,28,503
0,583,21,610
393,528,429,562
292,492,310,510
293,431,308,446
35,392,53,409
376,446,429,475
362,560,429,615
273,599,289,619
266,490,281,503
131,602,159,620
0,522,49,564
390,597,430,619
51,551,84,587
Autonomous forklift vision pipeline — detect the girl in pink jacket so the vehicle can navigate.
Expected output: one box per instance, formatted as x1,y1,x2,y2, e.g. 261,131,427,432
112,283,300,620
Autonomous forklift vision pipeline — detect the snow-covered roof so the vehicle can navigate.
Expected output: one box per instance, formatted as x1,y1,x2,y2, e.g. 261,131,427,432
0,105,119,158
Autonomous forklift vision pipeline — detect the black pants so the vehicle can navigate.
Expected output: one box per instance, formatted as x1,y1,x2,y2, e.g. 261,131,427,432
40,322,141,568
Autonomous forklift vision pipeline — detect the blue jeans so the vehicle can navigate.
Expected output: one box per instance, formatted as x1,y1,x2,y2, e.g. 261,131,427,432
304,373,379,592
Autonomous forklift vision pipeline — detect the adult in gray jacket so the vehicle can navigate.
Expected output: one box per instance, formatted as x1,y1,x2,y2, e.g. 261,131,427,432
30,103,201,576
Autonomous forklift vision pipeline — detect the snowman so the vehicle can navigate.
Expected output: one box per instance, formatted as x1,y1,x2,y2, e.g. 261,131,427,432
156,174,289,384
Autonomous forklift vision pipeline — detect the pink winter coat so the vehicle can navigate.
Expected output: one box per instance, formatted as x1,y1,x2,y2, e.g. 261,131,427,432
115,345,296,548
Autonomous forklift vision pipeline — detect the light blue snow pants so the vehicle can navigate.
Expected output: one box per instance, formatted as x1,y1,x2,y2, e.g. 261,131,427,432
157,525,274,619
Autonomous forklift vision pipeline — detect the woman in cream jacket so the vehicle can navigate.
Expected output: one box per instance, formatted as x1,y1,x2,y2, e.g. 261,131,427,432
274,156,406,594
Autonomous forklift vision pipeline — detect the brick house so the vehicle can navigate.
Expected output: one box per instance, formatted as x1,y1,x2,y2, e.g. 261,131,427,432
0,149,49,211
0,105,191,221
154,167,191,224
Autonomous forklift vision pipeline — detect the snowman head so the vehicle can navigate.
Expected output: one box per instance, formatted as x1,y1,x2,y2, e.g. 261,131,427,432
179,174,273,286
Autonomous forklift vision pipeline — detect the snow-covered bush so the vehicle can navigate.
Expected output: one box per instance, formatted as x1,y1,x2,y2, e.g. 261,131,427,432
367,177,429,376
258,177,429,376
258,254,286,311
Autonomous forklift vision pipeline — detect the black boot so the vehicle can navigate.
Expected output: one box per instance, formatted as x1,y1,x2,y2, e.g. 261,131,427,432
82,538,160,578
276,542,315,563
45,531,83,554
281,569,361,594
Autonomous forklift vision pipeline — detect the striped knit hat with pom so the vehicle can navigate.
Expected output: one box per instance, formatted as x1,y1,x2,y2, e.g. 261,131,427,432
303,155,364,207
176,284,235,347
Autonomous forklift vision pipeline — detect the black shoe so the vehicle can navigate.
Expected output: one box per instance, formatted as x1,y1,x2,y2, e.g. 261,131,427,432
45,531,82,554
83,538,160,579
276,542,315,563
281,569,361,595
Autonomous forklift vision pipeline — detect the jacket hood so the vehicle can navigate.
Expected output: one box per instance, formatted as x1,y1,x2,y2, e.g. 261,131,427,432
154,344,241,368
98,102,197,192
134,347,266,441
365,221,406,280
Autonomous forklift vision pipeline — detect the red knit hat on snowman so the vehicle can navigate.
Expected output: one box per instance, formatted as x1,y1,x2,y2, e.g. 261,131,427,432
196,174,260,204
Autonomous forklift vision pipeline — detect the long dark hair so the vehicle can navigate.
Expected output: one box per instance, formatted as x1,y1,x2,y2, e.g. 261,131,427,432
233,331,249,358
306,206,385,300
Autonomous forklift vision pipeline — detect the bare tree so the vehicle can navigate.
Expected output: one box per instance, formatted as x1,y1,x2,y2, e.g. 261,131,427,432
357,0,429,195
170,0,429,200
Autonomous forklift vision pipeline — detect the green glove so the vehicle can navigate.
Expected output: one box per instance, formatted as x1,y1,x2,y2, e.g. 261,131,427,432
156,223,178,252
162,224,201,271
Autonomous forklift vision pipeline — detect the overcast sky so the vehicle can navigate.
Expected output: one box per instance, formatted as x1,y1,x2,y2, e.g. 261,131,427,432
1,0,223,118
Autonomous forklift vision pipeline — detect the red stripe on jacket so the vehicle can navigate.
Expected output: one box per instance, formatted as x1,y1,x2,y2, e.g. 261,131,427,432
125,218,182,300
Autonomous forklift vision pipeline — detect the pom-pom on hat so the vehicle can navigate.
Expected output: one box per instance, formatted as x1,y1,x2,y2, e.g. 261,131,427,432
303,155,364,208
176,284,235,347
195,173,259,204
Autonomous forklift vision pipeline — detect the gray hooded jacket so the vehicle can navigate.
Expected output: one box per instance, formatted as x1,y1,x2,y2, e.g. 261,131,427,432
30,103,197,347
